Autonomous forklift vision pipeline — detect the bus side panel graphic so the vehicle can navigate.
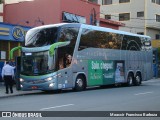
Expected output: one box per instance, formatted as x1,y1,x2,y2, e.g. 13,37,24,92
88,60,125,86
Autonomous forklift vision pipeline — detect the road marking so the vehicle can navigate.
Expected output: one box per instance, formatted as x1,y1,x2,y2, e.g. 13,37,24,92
134,92,153,96
40,104,74,110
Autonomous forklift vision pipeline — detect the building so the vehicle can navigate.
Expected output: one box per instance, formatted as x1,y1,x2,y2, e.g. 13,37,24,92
0,23,31,60
3,0,123,29
0,2,3,22
4,0,100,27
0,1,32,62
90,0,160,41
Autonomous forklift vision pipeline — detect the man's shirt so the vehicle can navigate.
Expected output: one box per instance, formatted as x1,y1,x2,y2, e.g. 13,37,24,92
1,64,15,78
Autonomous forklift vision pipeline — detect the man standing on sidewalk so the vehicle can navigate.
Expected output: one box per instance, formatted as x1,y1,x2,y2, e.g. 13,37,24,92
1,61,15,94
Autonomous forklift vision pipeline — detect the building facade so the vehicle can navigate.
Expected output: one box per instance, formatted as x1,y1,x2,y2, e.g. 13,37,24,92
92,0,160,41
0,23,31,60
4,0,100,27
0,3,3,22
3,0,123,29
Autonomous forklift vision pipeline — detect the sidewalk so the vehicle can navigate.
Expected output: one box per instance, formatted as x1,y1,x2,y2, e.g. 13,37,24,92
0,82,42,98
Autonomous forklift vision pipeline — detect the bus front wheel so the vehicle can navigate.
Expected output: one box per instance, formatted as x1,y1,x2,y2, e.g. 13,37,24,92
74,75,86,91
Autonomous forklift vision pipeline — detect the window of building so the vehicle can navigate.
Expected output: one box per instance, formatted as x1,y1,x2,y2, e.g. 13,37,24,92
137,32,144,35
152,0,156,3
119,0,130,3
105,15,111,19
137,11,144,17
62,12,86,23
102,0,112,5
119,13,130,21
152,0,160,4
155,34,160,39
156,0,160,4
88,0,98,4
156,14,160,22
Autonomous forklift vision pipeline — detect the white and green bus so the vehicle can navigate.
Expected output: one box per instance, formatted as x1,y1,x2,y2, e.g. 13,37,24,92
11,23,153,91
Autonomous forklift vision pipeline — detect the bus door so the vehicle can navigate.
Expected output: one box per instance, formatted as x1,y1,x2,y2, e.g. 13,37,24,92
56,47,73,89
15,56,21,90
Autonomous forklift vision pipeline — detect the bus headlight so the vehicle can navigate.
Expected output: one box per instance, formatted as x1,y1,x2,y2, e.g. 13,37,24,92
20,78,24,82
20,84,23,88
49,83,55,87
45,77,52,81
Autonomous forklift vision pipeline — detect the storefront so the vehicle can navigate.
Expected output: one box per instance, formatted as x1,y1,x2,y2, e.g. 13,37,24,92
0,22,31,81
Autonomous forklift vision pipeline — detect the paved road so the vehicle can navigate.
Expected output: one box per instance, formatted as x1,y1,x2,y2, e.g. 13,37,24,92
0,79,160,120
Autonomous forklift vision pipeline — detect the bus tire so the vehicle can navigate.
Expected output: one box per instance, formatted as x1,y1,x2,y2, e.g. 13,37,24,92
74,75,86,91
127,73,134,86
134,73,142,86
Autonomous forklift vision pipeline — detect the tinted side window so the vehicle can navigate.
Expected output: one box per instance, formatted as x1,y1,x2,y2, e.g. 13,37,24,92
79,29,144,51
58,27,79,47
57,27,79,70
78,29,122,50
121,35,142,51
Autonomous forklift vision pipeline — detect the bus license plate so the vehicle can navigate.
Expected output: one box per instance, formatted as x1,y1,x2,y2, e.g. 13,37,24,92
32,86,38,89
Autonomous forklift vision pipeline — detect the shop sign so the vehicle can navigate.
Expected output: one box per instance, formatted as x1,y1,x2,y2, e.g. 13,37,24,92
12,26,25,40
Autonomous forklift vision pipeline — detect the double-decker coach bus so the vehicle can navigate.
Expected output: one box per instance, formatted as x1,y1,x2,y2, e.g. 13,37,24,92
10,23,153,91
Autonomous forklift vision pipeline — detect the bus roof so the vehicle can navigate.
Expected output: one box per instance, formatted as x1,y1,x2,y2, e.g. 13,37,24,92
80,24,150,39
30,23,150,39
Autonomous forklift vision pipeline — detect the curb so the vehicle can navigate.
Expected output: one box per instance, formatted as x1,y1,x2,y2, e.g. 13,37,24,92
0,84,42,98
0,91,43,98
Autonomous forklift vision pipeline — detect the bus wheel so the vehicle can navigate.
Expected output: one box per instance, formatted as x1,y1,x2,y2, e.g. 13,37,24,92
134,73,142,86
127,73,134,86
74,75,86,91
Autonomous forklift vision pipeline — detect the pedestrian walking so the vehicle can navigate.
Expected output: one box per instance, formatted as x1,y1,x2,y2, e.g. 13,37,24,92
1,61,15,94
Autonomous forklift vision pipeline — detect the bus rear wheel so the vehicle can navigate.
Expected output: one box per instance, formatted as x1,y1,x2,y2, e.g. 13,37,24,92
74,75,86,91
134,73,142,86
127,73,134,86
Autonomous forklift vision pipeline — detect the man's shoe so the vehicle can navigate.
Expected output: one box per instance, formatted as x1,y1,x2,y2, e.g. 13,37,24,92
5,92,8,94
11,91,13,94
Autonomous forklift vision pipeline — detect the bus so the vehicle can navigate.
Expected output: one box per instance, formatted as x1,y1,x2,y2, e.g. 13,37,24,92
10,23,153,91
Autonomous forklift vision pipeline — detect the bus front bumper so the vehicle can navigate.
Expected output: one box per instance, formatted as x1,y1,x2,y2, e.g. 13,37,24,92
20,81,58,91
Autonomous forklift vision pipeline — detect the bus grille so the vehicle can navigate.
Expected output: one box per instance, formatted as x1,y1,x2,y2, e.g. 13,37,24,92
25,80,46,84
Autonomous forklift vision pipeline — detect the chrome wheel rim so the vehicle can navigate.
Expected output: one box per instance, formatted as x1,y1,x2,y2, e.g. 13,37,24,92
129,76,132,85
77,78,83,87
136,75,140,83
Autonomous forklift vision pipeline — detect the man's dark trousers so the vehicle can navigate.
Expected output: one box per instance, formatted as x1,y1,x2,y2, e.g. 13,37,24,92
4,75,13,93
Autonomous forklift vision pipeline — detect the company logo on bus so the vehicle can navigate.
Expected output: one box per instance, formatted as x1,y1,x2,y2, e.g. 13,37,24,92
12,26,25,40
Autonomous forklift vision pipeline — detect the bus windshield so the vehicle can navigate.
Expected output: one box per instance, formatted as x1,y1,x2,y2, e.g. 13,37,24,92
21,51,55,75
25,27,58,47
